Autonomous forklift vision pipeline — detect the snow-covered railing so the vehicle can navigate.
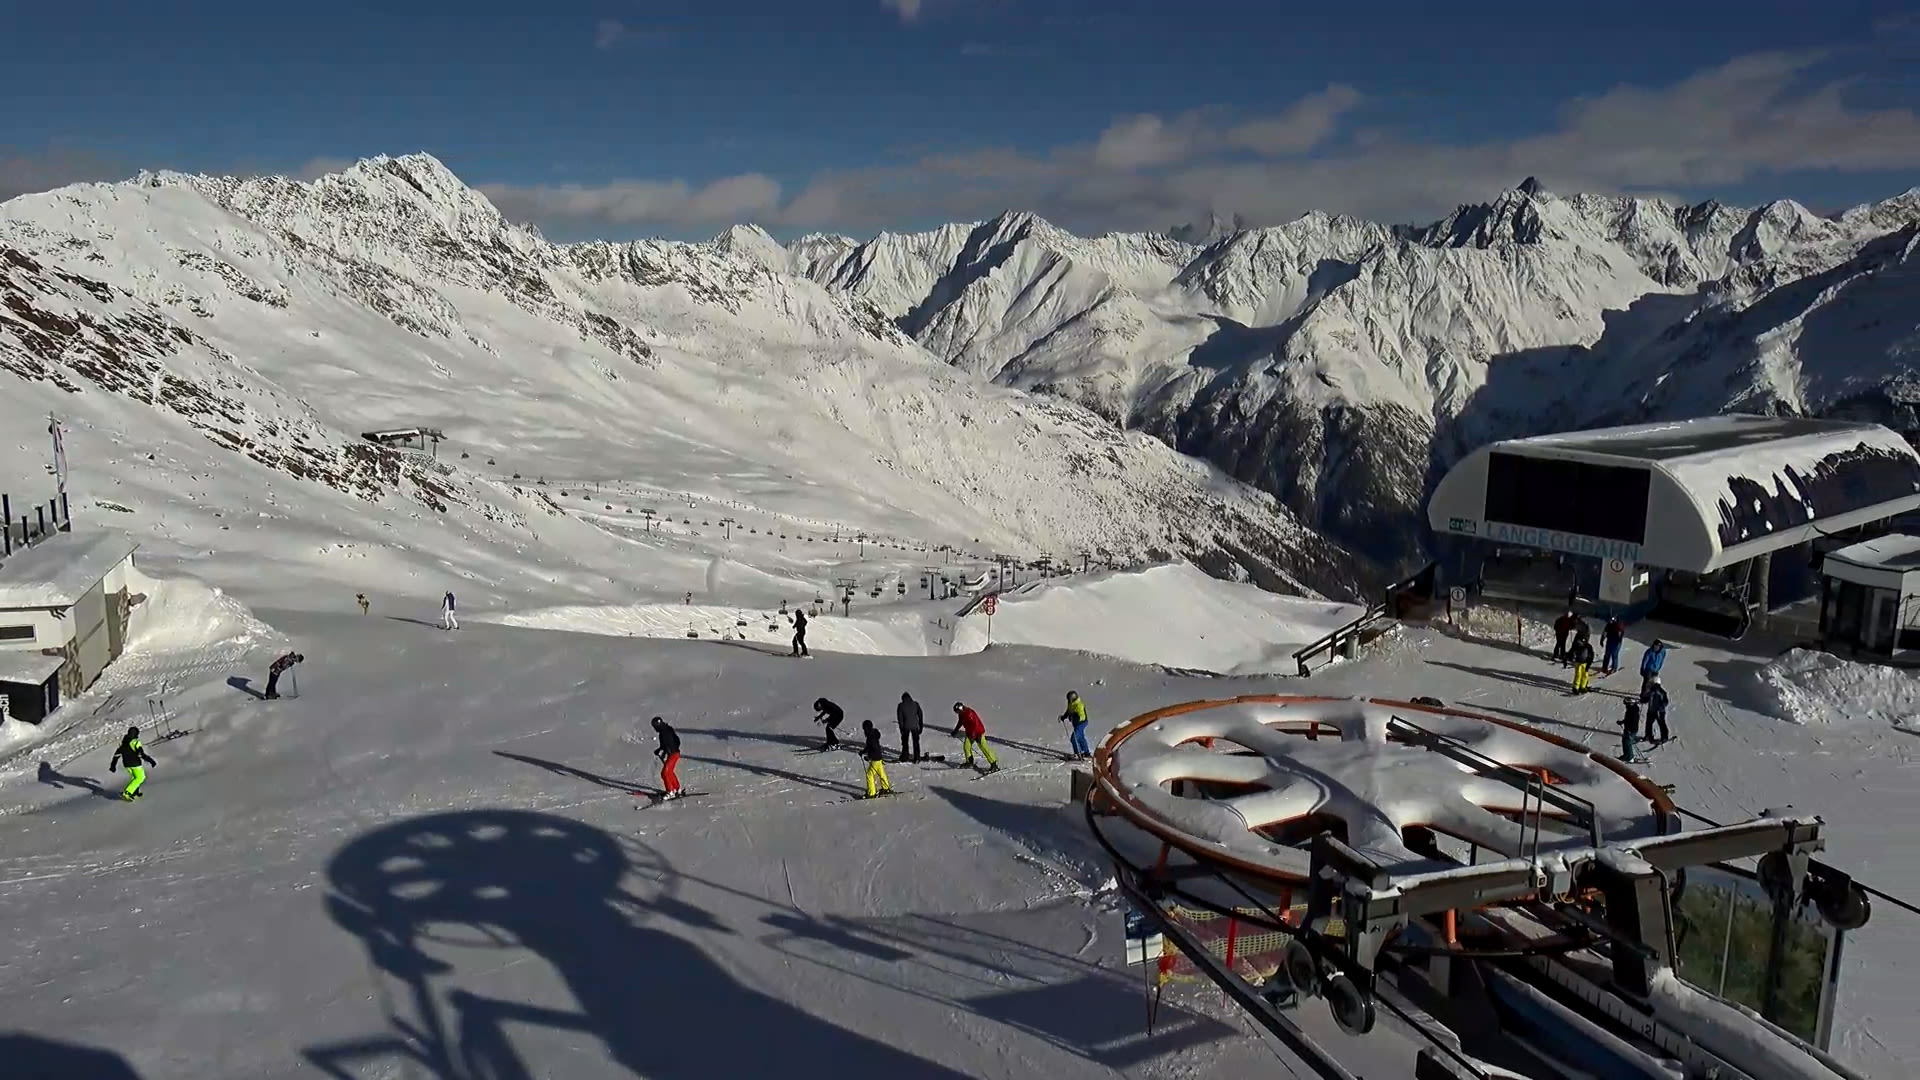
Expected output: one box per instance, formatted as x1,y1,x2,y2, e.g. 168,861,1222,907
1292,563,1435,676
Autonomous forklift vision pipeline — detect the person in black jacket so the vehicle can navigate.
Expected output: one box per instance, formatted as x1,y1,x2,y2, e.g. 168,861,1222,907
813,697,843,749
264,651,304,700
860,720,894,798
896,692,924,761
652,716,684,800
1569,635,1596,694
1600,615,1627,675
1642,677,1672,744
791,609,810,657
108,726,156,800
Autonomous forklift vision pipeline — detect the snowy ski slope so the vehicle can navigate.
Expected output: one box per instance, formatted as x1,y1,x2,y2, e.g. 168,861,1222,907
0,154,1364,618
1,577,1916,1079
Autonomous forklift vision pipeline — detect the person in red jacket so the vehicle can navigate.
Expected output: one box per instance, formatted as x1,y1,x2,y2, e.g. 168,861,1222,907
950,702,1000,772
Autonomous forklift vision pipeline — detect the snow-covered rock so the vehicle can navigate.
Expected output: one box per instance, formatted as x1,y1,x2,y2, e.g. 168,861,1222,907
796,179,1920,567
0,155,1367,611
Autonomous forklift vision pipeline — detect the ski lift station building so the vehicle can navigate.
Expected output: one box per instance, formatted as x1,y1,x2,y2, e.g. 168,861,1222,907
1425,414,1920,628
0,531,139,725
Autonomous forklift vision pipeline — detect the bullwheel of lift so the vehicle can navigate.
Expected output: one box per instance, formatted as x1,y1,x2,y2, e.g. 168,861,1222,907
1283,938,1320,997
1323,972,1376,1036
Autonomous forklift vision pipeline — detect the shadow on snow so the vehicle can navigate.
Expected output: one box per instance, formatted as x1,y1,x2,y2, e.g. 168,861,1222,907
302,807,1235,1079
302,808,974,1080
0,1033,144,1079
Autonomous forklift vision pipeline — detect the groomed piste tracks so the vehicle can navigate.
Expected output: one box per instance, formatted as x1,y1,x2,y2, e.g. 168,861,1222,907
1084,694,1881,1080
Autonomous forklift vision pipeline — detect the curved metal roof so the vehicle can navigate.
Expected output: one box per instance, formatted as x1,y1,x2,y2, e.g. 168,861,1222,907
1428,415,1920,573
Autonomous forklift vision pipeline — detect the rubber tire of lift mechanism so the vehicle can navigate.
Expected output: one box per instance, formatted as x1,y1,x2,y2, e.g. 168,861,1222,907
1284,939,1321,998
1816,883,1872,931
1323,972,1376,1037
1757,851,1795,903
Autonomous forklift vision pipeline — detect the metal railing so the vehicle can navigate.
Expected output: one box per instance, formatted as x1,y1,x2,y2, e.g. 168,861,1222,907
1292,562,1436,676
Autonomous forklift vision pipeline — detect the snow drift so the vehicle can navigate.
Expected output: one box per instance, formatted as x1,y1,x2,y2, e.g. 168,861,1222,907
1755,648,1920,733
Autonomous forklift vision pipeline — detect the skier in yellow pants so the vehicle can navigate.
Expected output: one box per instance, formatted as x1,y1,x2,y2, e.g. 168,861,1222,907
1570,635,1596,694
951,702,1000,772
860,721,895,799
108,726,156,800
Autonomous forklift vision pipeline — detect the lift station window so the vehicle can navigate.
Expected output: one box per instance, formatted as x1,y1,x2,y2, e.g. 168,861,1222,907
1484,452,1651,545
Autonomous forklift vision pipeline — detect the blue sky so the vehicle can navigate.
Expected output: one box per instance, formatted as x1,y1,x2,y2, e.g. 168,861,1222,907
4,1,1918,241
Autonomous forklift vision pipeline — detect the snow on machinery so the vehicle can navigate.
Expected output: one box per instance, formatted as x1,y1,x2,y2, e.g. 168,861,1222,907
1085,695,1880,1080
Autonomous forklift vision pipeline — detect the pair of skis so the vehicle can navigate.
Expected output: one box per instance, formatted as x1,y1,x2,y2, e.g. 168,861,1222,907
637,790,707,808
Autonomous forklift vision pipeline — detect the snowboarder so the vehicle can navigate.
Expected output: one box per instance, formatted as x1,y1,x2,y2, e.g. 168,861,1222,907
651,716,683,800
1619,697,1643,763
1601,615,1626,675
264,650,304,699
950,701,1000,772
441,590,458,631
356,592,369,615
1642,677,1671,744
1569,635,1596,694
791,609,809,657
896,691,924,762
108,725,156,800
1060,690,1090,759
860,720,895,798
1639,639,1669,697
813,697,844,750
1552,611,1577,665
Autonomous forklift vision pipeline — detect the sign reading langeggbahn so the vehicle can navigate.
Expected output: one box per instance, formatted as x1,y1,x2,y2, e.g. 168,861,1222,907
1446,518,1642,563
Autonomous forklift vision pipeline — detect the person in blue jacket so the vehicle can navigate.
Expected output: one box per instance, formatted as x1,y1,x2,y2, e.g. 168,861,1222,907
1638,639,1669,697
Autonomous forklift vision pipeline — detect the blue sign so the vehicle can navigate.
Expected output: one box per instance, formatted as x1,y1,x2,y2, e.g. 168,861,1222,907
1488,523,1641,562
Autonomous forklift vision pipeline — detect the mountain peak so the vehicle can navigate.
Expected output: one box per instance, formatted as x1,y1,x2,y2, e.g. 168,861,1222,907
710,223,788,272
1516,176,1548,197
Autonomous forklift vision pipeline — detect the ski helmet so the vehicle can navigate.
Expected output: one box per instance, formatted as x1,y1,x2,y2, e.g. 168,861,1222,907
128,725,139,736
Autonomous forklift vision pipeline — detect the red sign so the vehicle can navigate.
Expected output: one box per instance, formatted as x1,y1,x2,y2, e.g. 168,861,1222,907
983,595,998,616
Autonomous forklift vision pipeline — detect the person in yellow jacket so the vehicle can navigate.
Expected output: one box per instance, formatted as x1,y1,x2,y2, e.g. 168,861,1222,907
1060,691,1090,759
108,726,156,800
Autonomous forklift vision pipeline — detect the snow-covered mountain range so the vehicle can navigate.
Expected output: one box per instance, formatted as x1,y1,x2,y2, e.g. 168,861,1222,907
6,153,1915,605
0,155,1364,611
785,179,1920,566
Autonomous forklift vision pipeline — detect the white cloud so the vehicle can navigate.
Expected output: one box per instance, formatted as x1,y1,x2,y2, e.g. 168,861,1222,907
1091,85,1365,172
594,19,627,49
481,173,784,226
882,0,923,22
479,51,1920,235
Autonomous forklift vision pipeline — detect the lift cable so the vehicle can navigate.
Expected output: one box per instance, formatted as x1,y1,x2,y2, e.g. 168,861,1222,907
1672,803,1920,920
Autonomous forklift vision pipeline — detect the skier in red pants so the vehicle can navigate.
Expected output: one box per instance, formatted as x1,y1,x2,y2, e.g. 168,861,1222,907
651,716,684,800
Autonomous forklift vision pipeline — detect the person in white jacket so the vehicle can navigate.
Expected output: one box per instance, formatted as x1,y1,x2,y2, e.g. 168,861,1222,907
442,590,458,631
